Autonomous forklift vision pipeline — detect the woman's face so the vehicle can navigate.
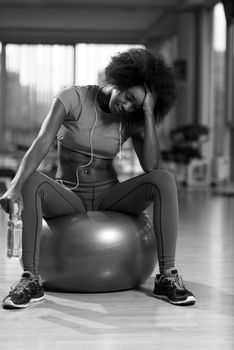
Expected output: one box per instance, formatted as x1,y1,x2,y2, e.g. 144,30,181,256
109,86,146,114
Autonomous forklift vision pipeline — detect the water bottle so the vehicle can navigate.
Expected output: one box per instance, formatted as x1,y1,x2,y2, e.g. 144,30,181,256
7,203,23,259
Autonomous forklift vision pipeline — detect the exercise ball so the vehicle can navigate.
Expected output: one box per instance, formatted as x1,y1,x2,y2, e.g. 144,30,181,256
38,211,157,292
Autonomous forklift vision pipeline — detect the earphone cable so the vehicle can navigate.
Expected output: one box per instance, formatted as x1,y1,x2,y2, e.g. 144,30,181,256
59,92,98,190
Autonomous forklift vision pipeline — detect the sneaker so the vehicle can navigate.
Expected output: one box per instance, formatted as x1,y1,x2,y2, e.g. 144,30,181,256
153,268,197,306
2,271,44,309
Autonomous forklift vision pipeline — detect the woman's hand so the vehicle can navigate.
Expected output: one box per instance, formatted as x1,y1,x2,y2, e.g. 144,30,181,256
0,185,23,219
142,85,157,115
132,85,160,171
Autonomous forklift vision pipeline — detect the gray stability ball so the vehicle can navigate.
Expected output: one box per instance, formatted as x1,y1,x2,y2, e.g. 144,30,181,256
38,211,157,292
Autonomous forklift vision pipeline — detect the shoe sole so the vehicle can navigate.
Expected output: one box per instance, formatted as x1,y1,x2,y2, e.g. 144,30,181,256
2,295,44,309
154,294,197,306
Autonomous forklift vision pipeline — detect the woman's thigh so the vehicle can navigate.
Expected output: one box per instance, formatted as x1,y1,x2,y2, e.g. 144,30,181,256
22,171,87,219
98,169,177,214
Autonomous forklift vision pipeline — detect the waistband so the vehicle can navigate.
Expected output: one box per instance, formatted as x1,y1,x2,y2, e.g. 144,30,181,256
56,178,119,190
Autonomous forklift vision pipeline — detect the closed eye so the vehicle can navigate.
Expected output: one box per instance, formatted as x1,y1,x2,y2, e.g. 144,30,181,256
126,92,142,109
126,93,132,101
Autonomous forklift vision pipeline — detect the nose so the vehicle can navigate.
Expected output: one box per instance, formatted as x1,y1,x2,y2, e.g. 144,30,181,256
122,101,133,113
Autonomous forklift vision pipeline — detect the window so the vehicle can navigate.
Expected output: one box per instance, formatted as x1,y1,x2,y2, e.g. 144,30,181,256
5,44,74,146
211,3,227,157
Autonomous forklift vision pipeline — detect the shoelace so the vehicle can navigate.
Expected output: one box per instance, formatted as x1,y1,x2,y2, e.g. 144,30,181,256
164,274,186,291
10,277,34,295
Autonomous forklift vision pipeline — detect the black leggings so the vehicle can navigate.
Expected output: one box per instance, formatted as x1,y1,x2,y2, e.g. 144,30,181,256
21,169,178,275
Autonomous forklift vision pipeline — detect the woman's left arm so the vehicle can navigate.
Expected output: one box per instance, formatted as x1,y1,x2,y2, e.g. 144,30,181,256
132,87,160,172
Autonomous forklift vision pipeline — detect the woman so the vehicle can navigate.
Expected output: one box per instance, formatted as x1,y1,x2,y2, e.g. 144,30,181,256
0,48,196,308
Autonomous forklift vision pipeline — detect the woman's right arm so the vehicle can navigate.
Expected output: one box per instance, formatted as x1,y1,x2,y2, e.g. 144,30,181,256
0,98,66,215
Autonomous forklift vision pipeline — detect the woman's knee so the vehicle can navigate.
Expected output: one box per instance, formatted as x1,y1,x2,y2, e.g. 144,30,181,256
22,171,47,193
146,168,177,188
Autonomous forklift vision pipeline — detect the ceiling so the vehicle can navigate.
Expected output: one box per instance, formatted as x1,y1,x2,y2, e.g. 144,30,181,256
0,0,218,45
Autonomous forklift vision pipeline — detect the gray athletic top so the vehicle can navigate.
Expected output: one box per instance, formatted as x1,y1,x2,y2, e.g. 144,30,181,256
54,85,144,160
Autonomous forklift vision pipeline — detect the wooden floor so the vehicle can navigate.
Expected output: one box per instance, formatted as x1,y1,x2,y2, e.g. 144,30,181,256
0,186,234,350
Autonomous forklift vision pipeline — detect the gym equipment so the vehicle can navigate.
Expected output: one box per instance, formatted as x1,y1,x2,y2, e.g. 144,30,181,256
38,211,157,292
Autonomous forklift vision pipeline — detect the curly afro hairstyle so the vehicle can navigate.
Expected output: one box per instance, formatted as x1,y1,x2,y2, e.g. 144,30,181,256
105,48,177,124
